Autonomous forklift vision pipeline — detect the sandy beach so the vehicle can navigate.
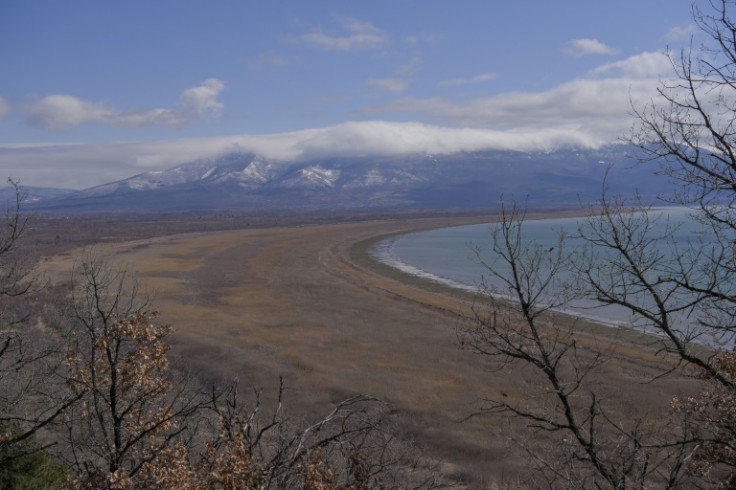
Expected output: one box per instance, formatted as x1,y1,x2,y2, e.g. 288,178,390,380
40,214,701,486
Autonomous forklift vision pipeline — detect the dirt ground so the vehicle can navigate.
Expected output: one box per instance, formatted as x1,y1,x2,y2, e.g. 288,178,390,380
38,214,703,488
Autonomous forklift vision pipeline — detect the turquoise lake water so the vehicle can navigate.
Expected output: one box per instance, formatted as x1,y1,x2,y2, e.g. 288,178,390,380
373,208,720,331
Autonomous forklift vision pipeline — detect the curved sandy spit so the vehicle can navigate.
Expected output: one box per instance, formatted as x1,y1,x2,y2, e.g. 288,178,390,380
41,215,700,486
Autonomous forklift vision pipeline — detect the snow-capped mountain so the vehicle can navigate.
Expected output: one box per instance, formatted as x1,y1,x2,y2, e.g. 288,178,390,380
0,185,73,204
75,155,281,196
28,146,671,213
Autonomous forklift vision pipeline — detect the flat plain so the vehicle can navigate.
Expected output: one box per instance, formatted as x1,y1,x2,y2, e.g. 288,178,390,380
37,214,702,487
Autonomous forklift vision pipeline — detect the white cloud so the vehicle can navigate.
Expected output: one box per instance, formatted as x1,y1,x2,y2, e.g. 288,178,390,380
396,57,423,75
27,95,109,132
591,51,671,79
0,98,10,120
403,35,419,47
3,51,679,189
369,78,408,93
296,16,387,51
248,51,289,70
360,51,672,143
402,34,440,47
177,78,225,118
439,73,499,87
289,121,603,159
27,79,226,132
0,121,609,189
664,24,697,41
564,38,619,57
367,58,422,93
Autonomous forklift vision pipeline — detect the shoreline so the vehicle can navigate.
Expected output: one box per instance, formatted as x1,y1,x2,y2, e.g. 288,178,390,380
346,214,692,349
369,232,638,330
37,211,704,486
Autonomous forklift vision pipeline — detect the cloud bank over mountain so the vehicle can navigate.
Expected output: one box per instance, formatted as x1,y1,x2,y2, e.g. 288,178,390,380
0,48,673,189
1,1,699,192
0,121,617,189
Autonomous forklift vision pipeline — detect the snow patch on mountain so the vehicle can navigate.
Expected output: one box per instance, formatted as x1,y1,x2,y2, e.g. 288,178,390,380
237,160,277,185
390,170,426,184
345,169,387,188
32,145,670,213
200,167,216,180
278,165,339,189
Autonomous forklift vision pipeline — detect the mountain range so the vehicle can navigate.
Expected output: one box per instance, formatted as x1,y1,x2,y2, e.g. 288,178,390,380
23,145,673,213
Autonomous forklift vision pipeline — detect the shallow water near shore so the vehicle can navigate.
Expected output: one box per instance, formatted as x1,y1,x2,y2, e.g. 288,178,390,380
373,215,630,326
373,208,735,346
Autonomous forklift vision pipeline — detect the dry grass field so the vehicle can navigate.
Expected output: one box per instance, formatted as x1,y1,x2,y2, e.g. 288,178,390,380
37,214,703,488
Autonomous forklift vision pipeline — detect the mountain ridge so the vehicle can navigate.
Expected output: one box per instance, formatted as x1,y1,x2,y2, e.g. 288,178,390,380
25,145,670,213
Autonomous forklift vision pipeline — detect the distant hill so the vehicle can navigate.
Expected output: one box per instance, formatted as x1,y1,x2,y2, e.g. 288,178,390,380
25,145,673,213
0,185,73,206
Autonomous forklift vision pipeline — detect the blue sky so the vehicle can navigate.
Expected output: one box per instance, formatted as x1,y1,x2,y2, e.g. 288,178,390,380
0,0,698,188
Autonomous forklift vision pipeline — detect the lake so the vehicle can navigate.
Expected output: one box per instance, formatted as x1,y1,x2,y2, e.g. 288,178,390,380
373,208,729,337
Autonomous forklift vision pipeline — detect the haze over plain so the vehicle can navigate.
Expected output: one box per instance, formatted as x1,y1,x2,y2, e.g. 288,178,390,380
0,1,695,190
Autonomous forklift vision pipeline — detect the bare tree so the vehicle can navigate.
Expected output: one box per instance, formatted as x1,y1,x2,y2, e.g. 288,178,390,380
630,0,736,358
59,256,204,488
461,203,693,488
0,180,34,307
462,2,736,487
0,180,78,481
188,380,435,489
136,377,440,489
623,1,736,483
671,348,736,487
